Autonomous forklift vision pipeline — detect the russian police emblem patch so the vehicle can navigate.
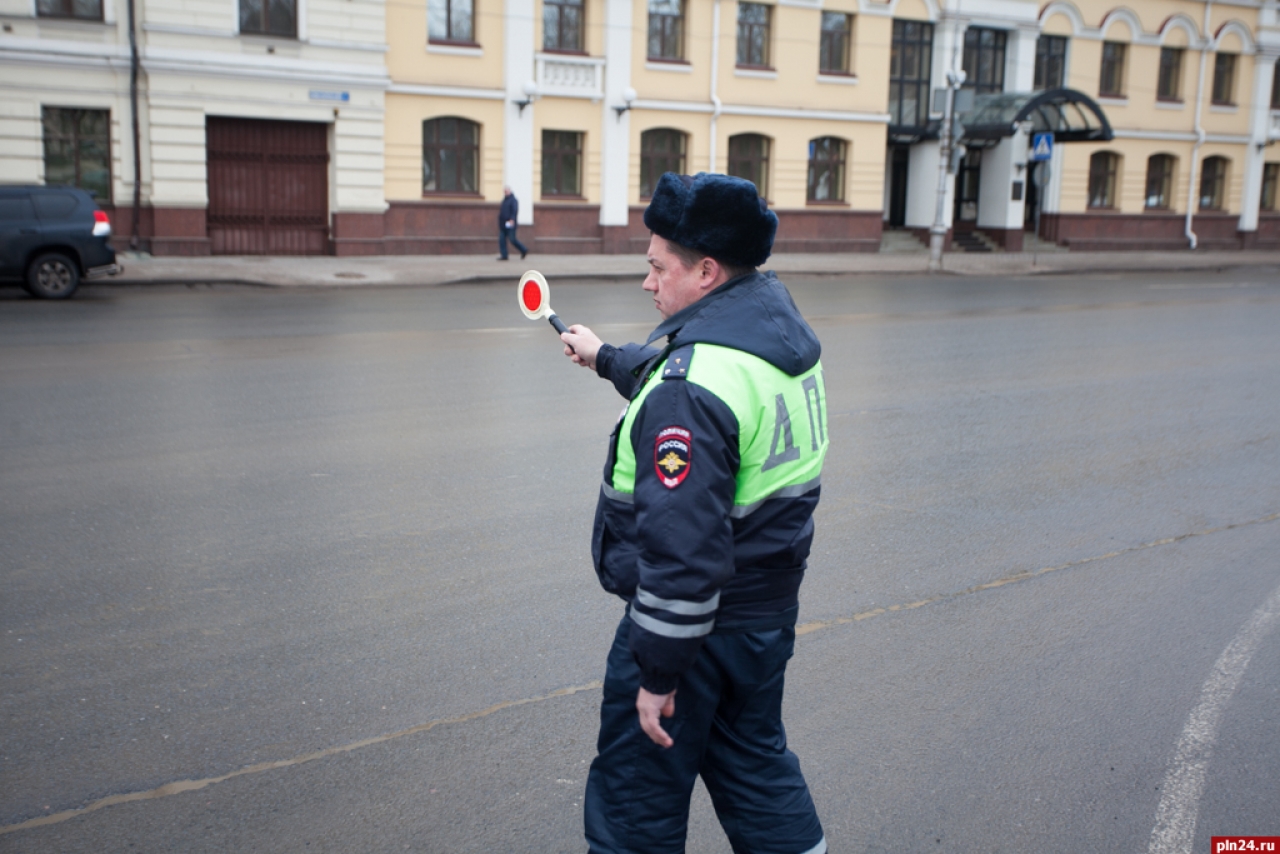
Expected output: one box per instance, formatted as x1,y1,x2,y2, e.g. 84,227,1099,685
654,426,692,488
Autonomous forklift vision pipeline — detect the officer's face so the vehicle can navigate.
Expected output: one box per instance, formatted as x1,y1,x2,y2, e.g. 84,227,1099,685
644,235,713,319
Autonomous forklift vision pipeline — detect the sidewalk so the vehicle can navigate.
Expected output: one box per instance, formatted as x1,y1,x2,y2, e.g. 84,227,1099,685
109,247,1280,289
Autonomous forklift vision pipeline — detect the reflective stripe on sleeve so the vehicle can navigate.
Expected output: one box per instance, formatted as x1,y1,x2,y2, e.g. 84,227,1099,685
628,604,715,638
728,475,822,519
601,482,634,504
636,587,720,616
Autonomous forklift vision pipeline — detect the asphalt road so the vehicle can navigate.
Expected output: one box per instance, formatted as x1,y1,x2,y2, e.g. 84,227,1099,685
1,269,1278,853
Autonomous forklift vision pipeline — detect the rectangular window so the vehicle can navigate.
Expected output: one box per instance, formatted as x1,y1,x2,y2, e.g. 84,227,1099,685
1157,48,1183,101
1088,151,1118,208
1262,163,1279,212
42,107,111,202
962,28,1007,95
1273,61,1280,110
1145,155,1174,209
36,0,102,20
541,130,582,197
819,12,852,75
736,2,771,68
1034,35,1067,90
807,137,846,203
1212,53,1236,105
1099,41,1126,97
239,0,296,36
428,0,474,44
727,134,770,199
647,0,684,61
543,0,583,52
1199,157,1226,211
889,19,934,129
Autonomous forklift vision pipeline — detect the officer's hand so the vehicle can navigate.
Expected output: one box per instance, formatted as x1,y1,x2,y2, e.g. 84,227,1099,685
562,324,603,371
636,687,676,748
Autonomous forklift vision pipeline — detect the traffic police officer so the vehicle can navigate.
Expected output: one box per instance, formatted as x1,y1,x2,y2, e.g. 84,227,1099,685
561,172,828,854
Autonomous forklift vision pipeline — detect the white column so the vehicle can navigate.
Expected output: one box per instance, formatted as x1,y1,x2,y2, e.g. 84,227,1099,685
1008,23,1039,91
598,0,634,228
923,14,967,233
1041,133,1065,213
976,129,1029,233
504,0,537,226
1237,52,1278,233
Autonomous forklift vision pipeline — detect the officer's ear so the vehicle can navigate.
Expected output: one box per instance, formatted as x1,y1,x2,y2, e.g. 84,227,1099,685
698,256,721,289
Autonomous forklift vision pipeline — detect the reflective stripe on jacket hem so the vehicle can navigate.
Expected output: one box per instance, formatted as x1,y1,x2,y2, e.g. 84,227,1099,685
728,475,822,519
636,587,720,616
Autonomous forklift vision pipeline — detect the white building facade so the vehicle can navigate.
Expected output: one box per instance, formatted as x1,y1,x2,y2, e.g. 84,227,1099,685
0,0,388,254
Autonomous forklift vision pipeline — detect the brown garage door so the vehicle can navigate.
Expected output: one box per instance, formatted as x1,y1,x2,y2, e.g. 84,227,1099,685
206,117,330,255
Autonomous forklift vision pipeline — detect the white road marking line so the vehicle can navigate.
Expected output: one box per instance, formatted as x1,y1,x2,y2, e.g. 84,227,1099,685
1147,577,1280,854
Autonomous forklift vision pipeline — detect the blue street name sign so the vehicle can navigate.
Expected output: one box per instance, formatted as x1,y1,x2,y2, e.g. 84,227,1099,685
309,90,350,102
1031,132,1053,162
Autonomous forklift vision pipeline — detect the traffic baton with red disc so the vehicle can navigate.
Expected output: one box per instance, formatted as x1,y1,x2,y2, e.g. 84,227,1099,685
518,270,571,338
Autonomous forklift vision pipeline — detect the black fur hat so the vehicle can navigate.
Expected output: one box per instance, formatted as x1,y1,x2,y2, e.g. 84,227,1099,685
643,172,777,269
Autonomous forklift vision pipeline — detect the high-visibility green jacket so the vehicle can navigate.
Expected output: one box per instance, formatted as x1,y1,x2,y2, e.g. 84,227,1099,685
592,271,828,694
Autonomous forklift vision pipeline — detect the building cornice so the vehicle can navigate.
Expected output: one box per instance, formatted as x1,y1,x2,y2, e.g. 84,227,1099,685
142,46,388,88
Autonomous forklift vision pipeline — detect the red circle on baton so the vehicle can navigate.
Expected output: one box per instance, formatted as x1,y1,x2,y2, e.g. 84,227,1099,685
521,280,542,312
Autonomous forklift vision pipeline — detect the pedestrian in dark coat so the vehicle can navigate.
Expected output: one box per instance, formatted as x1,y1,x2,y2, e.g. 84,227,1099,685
498,185,528,261
560,173,829,854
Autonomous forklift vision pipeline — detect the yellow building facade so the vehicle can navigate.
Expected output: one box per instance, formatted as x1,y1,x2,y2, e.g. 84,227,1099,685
366,0,1277,256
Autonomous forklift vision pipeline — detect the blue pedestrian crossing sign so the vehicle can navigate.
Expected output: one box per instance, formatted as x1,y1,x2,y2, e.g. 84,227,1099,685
1031,133,1053,161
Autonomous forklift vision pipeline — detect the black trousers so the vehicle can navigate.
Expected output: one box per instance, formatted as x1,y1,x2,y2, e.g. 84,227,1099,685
584,613,826,854
499,224,527,259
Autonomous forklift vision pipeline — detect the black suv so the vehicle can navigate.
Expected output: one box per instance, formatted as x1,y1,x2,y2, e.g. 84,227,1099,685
0,185,122,299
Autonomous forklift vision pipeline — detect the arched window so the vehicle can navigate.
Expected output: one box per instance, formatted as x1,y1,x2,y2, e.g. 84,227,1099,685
1144,154,1175,210
1088,151,1119,209
727,133,770,199
1199,156,1228,211
807,137,847,202
423,118,479,195
640,129,687,199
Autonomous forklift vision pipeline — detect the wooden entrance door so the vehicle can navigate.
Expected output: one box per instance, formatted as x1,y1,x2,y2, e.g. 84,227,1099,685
206,118,330,255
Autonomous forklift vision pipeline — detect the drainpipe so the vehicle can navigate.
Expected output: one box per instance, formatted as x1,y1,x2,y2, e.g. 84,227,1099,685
1185,0,1213,250
127,0,142,251
709,0,722,172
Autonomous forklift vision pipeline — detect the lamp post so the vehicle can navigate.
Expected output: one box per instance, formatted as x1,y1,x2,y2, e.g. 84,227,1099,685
928,68,966,271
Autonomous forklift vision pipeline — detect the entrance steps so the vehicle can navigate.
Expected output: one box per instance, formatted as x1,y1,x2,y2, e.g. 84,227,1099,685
951,230,996,253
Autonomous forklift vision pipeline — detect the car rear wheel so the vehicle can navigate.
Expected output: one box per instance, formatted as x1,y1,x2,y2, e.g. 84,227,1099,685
25,252,80,299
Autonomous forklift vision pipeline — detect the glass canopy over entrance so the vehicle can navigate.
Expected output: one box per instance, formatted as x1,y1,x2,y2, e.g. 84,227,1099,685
957,88,1114,147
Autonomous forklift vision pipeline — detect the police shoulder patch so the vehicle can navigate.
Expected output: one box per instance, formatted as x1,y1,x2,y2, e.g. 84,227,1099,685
654,426,692,488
